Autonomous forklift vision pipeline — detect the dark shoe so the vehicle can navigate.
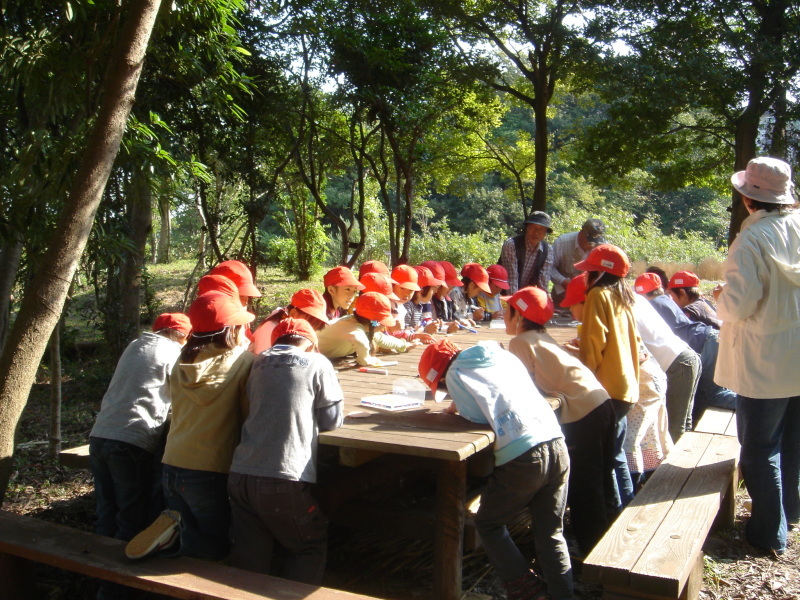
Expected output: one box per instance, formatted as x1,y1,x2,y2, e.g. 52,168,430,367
506,569,550,600
125,510,181,560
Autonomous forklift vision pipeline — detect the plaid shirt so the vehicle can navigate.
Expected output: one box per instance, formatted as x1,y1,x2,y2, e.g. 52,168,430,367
500,236,554,294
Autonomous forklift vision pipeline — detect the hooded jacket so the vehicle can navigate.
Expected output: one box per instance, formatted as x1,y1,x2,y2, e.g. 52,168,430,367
445,341,563,466
715,209,800,398
162,345,254,473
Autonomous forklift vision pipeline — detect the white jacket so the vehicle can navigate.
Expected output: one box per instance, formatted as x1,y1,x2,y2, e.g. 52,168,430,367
714,209,800,398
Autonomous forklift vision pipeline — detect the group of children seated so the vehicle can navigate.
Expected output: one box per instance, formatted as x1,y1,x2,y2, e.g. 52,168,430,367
89,249,726,600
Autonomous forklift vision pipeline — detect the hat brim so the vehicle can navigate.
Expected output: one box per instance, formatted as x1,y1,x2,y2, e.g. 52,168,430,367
731,170,795,205
379,314,396,327
239,283,262,297
490,279,510,290
573,258,597,272
398,282,421,291
475,280,492,294
560,293,582,308
297,306,331,325
444,278,463,287
229,309,256,326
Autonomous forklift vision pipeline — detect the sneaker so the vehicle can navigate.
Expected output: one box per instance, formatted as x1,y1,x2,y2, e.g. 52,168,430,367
125,510,181,560
506,569,550,600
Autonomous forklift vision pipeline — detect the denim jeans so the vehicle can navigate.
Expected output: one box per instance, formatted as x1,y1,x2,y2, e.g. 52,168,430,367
89,437,161,541
560,400,618,554
228,473,328,585
736,394,800,553
475,438,573,600
162,464,231,560
664,349,701,442
694,330,737,422
610,399,635,508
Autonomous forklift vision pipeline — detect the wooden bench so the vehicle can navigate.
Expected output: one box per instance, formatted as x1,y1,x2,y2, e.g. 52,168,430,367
582,409,739,600
0,510,380,600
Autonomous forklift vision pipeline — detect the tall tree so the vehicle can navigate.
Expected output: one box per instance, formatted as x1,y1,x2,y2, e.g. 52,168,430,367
583,0,800,242
429,0,601,214
0,0,161,503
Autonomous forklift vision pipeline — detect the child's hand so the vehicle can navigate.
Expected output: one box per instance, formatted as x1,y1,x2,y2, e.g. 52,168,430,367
472,307,485,321
446,321,459,334
445,402,458,415
410,332,435,345
424,320,441,335
491,310,504,319
563,338,580,354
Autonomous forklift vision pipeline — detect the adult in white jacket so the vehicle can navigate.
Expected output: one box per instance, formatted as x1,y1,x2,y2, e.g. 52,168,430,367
714,157,800,555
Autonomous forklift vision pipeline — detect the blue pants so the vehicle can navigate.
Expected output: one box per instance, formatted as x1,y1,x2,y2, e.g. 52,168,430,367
475,438,573,600
694,330,737,421
610,399,635,509
162,464,231,560
737,394,800,553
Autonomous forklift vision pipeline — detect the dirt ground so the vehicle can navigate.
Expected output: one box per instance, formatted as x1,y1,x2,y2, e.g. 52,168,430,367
4,378,799,600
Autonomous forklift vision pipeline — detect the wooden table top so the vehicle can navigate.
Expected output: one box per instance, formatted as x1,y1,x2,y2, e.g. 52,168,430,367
320,320,577,462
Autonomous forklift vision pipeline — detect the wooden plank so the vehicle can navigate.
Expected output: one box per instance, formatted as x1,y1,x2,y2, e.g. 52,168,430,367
58,444,90,469
693,408,736,437
582,433,714,588
0,511,379,600
628,435,738,598
321,427,481,461
433,459,467,600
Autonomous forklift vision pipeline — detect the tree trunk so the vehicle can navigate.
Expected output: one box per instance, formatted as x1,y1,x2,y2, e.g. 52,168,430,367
156,195,171,263
0,0,162,503
119,169,153,344
48,317,62,460
729,110,761,245
0,233,24,355
531,79,549,214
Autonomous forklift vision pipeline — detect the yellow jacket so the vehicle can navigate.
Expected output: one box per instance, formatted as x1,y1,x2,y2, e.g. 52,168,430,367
579,287,640,404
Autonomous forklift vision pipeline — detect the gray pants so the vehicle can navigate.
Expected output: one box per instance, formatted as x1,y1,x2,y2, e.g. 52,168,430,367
475,437,573,600
228,473,328,585
664,348,702,442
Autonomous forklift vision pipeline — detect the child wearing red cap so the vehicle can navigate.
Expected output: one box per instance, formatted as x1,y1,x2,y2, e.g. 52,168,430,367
418,339,572,600
229,319,343,584
449,263,491,325
574,244,640,508
90,313,191,579
317,292,419,366
477,264,510,321
126,292,255,562
399,266,443,336
250,288,331,355
667,270,721,329
208,260,261,306
323,266,364,321
504,286,618,555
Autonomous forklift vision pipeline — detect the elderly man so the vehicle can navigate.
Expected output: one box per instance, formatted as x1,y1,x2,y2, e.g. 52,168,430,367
499,211,554,294
549,218,606,306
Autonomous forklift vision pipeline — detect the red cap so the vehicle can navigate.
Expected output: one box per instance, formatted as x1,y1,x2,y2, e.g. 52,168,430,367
634,273,662,294
561,273,589,308
420,261,447,285
414,265,445,288
486,264,510,290
359,273,401,301
323,266,365,290
439,261,463,287
188,291,255,333
197,274,239,299
391,264,421,291
574,244,631,277
418,339,461,392
354,292,396,326
460,263,491,294
359,260,392,280
501,287,553,325
668,270,700,289
271,317,318,346
208,260,261,298
152,313,192,336
290,288,331,324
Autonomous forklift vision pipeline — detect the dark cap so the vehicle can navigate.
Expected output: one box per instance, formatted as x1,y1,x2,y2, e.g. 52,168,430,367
581,218,606,245
523,211,553,232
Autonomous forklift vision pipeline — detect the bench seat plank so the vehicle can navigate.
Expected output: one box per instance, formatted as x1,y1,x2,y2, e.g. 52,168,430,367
627,434,739,597
0,511,378,600
693,408,737,438
582,432,715,588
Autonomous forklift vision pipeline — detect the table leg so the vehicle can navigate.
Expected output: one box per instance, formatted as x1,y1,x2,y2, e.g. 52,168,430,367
434,459,467,600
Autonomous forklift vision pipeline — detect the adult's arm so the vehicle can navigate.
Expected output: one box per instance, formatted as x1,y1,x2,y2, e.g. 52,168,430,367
716,236,764,322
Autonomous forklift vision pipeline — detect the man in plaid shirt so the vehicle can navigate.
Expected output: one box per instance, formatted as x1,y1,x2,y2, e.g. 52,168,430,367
499,211,554,294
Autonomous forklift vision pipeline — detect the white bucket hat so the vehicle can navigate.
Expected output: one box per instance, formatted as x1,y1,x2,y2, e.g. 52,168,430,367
731,157,796,205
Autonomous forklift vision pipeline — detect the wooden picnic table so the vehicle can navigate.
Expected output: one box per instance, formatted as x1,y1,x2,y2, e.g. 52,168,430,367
321,320,577,600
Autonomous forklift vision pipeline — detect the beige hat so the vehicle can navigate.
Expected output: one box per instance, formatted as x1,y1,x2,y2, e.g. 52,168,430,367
731,157,796,205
